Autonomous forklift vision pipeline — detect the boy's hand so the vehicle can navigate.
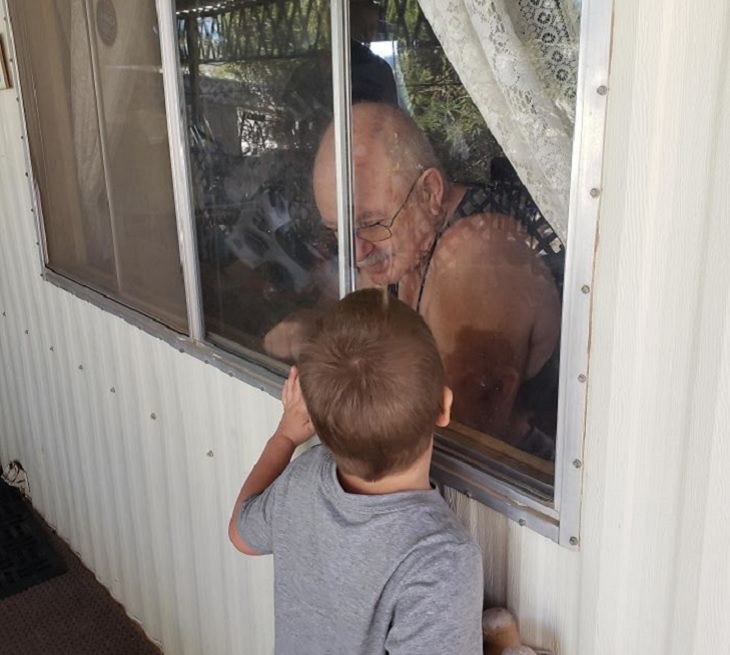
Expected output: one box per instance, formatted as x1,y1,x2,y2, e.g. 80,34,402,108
274,366,315,447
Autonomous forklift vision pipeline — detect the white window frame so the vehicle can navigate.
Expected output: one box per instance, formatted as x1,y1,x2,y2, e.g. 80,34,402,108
7,0,613,548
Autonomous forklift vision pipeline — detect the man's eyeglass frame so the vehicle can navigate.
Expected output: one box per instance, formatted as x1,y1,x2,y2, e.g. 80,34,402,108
355,172,423,243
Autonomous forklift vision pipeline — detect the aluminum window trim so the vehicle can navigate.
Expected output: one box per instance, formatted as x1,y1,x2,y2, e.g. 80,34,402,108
553,0,613,549
156,0,205,340
3,0,51,275
330,0,357,296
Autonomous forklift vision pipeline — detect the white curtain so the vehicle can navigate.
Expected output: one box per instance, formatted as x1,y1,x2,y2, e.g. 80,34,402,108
417,0,581,244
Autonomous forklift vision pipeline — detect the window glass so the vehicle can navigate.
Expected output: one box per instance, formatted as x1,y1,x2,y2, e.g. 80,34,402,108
339,0,574,494
10,0,187,331
178,0,337,356
179,0,577,495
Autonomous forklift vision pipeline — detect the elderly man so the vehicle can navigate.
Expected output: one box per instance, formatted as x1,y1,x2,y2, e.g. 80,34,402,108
266,102,561,456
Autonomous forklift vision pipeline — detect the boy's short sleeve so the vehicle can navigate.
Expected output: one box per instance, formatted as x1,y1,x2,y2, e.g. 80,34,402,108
385,540,484,655
237,482,278,554
236,446,320,555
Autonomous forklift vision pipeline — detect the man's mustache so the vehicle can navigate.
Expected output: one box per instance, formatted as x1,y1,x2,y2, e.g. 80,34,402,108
357,250,390,268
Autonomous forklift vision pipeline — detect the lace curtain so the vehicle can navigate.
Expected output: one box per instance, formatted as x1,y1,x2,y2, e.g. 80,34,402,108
417,0,581,243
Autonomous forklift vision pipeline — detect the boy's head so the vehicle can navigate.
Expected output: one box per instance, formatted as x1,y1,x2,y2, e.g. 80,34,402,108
298,288,449,481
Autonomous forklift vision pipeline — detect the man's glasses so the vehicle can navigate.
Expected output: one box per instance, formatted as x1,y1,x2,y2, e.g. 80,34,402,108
355,173,422,243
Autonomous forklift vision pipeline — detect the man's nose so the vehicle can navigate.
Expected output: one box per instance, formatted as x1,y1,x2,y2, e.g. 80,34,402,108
354,236,374,263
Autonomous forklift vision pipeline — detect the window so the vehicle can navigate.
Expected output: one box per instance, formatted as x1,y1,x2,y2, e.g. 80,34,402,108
11,0,187,331
9,0,610,546
177,0,336,355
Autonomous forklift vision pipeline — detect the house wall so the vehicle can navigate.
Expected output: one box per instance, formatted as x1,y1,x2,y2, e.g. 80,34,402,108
1,1,729,654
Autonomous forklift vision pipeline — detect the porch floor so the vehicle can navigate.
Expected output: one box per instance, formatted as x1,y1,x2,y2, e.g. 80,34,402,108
0,499,162,655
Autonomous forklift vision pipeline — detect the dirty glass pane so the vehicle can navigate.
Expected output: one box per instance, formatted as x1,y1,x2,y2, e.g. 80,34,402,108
10,0,188,331
177,0,578,495
177,0,337,355
337,0,575,494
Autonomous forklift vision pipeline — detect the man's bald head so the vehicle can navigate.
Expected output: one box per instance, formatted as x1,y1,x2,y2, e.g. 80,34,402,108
313,102,442,200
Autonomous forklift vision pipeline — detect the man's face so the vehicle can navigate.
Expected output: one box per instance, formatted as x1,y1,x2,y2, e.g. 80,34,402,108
314,145,431,286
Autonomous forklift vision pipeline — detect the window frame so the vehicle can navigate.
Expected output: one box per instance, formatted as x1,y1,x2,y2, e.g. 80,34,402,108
7,0,613,548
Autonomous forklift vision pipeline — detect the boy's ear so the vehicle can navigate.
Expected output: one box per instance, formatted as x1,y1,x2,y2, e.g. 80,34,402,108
436,386,453,427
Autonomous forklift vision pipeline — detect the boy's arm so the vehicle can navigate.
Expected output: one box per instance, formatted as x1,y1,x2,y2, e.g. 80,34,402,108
228,433,298,555
228,367,315,556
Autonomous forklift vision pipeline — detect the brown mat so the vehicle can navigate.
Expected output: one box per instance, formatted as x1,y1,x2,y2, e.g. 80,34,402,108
0,481,67,599
0,501,162,655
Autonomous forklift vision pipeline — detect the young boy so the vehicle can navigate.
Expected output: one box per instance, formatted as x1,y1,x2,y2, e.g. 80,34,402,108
229,288,483,654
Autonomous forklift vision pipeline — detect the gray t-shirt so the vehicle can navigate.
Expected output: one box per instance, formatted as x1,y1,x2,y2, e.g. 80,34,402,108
238,445,483,655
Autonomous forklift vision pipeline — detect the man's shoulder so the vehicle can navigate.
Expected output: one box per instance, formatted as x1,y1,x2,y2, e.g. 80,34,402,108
431,212,525,275
441,211,527,247
433,211,554,286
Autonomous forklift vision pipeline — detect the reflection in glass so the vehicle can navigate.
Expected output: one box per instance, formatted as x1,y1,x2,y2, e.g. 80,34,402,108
177,0,338,354
10,0,187,330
